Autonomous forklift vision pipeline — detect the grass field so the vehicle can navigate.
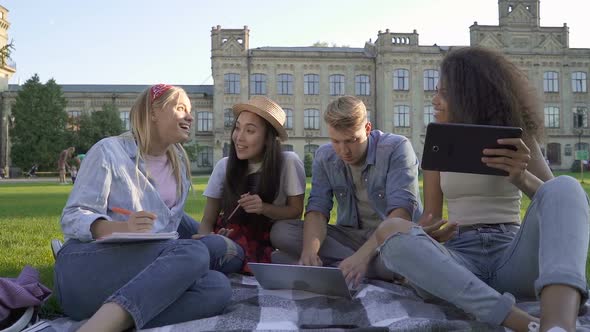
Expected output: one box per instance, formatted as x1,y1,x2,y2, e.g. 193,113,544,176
0,172,588,317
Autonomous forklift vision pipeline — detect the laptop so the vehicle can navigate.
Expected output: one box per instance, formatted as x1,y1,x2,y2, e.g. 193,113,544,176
248,262,355,299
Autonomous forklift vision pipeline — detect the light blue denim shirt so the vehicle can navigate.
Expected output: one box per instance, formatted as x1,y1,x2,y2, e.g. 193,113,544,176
60,134,191,242
306,130,422,228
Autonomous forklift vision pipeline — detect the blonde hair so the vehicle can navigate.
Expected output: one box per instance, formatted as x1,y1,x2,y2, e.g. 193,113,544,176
324,96,368,131
128,85,191,197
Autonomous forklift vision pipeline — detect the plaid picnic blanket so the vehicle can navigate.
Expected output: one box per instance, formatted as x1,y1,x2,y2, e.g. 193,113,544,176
49,274,590,331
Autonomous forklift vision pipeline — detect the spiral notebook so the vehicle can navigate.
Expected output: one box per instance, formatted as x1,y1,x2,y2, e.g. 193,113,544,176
95,231,179,243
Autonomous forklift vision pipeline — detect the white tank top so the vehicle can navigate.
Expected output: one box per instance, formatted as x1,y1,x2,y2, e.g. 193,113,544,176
440,172,521,226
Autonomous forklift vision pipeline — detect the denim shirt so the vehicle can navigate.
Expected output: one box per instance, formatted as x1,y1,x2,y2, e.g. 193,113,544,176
60,134,191,242
306,130,422,228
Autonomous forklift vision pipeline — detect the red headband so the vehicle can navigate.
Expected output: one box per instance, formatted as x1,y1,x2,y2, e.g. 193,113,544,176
150,84,173,103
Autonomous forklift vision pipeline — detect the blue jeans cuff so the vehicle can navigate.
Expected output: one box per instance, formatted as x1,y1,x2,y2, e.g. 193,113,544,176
107,294,144,328
535,271,589,304
480,292,515,325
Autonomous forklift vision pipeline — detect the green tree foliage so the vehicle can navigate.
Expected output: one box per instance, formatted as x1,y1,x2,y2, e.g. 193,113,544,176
183,143,199,163
76,103,124,152
304,153,313,178
0,41,15,67
10,74,68,170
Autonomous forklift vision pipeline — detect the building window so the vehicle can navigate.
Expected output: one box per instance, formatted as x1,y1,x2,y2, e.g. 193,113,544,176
304,109,320,130
197,111,213,132
304,144,319,156
423,105,435,126
423,69,439,91
304,74,320,95
572,72,588,93
394,105,411,127
355,75,370,96
277,74,293,95
565,144,572,156
366,110,372,123
224,108,234,128
282,144,294,152
393,69,410,91
543,71,559,93
573,107,589,128
197,146,213,167
67,110,82,131
284,108,293,129
250,73,267,95
544,106,560,128
329,74,345,96
119,111,130,130
224,73,240,94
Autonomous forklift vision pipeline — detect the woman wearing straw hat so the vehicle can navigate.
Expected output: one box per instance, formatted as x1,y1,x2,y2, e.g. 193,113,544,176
195,96,306,273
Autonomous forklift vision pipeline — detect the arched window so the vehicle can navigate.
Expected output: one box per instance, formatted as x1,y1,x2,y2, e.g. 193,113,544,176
393,105,411,127
277,74,293,95
304,109,320,130
393,69,410,91
423,69,439,91
250,73,267,95
355,75,370,96
543,71,559,93
224,73,240,94
329,74,345,96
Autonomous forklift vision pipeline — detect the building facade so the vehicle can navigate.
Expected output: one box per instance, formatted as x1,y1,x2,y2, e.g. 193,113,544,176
1,0,588,173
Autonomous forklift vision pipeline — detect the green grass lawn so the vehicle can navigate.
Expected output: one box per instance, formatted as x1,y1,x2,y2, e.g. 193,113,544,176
0,172,588,317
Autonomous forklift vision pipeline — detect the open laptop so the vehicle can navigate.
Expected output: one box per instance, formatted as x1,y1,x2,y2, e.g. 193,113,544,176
248,262,355,299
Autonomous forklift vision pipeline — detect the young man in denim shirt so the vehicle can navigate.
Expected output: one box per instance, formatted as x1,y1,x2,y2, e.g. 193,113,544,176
271,96,422,285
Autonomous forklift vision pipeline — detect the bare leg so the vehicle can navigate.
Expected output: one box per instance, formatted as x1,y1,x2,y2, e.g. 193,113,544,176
540,285,580,332
77,302,133,332
502,306,539,332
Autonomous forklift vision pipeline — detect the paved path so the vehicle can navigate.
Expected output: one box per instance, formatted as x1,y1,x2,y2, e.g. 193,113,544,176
0,177,65,184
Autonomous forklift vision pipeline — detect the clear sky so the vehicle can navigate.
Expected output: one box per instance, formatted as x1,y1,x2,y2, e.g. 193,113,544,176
2,0,587,85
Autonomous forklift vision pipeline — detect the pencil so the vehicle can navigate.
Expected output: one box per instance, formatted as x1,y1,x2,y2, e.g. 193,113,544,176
225,204,241,221
112,207,133,215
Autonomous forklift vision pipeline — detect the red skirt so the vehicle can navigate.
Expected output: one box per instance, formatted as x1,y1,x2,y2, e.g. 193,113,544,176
214,215,273,274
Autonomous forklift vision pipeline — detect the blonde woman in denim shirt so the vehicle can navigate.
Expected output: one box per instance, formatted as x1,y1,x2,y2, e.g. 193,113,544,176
54,85,231,332
376,48,589,332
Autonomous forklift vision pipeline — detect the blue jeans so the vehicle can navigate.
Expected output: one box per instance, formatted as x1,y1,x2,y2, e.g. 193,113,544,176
379,176,590,325
179,213,244,274
54,239,231,329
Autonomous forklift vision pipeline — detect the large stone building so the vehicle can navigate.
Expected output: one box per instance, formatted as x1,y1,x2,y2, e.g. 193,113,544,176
1,0,589,173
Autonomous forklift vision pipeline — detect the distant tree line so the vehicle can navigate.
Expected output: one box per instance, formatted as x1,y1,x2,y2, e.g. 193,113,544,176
9,74,124,171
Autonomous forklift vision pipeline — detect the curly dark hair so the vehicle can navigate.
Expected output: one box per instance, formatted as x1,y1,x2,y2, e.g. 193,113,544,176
439,47,543,140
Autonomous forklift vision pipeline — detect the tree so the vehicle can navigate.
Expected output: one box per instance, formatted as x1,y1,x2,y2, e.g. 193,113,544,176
0,41,15,67
76,103,124,153
304,153,313,178
10,74,68,170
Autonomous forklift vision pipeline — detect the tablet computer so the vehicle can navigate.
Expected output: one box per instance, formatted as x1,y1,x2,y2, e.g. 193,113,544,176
421,123,523,176
248,263,355,299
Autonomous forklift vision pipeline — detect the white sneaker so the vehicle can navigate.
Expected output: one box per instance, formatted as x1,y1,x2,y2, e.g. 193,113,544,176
527,322,568,332
546,327,567,332
528,322,540,332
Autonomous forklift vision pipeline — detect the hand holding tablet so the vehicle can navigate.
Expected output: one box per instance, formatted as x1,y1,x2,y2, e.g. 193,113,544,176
421,123,523,176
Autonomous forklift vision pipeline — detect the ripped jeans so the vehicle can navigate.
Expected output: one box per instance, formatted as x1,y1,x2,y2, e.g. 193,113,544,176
379,176,590,325
178,213,244,273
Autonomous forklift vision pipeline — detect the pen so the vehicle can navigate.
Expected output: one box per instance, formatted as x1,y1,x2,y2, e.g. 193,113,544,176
225,204,241,221
112,207,133,215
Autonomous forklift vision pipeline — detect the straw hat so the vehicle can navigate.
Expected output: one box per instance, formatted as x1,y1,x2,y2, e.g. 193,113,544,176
232,96,288,141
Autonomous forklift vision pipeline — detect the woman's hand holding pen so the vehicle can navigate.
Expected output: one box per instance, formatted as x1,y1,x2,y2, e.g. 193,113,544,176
238,193,265,215
113,207,156,233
